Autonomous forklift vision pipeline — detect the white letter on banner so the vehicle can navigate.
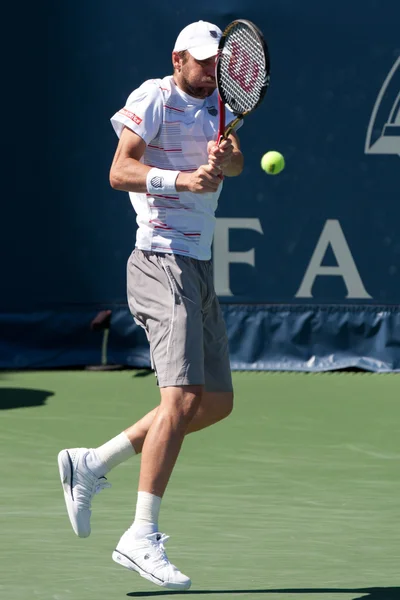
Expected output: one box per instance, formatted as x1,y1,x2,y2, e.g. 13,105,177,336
295,219,372,299
213,218,264,296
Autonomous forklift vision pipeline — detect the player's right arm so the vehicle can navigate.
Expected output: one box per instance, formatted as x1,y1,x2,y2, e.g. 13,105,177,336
109,127,221,194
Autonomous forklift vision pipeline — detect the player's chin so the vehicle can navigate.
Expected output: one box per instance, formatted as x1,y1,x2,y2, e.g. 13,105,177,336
198,81,216,94
194,89,214,98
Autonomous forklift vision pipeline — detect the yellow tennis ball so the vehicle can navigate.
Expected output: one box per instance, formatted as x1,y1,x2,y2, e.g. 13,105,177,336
261,151,285,175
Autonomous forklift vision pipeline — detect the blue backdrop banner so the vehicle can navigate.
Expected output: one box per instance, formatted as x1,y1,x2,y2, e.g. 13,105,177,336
1,1,399,370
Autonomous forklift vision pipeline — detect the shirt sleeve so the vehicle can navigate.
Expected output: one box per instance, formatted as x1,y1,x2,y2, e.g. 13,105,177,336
110,80,163,144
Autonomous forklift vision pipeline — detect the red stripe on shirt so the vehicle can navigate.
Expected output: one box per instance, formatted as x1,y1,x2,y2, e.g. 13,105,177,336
147,145,182,152
163,105,185,113
146,193,179,200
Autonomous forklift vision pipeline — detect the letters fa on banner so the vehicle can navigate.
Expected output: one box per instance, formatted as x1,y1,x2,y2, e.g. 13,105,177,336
365,57,400,157
213,219,372,300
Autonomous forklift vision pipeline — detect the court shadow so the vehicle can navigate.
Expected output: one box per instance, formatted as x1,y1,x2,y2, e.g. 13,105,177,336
133,369,153,378
127,586,400,599
0,387,54,410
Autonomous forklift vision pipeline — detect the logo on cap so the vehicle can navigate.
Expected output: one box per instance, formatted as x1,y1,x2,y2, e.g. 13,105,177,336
210,30,219,38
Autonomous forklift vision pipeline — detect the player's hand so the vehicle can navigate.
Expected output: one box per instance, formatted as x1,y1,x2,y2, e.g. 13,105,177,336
176,165,222,193
207,138,234,172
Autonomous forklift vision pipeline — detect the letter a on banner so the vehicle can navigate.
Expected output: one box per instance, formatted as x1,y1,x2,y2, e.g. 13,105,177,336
295,219,372,299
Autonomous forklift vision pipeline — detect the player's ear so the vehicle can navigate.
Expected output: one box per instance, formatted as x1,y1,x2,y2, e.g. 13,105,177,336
172,51,182,73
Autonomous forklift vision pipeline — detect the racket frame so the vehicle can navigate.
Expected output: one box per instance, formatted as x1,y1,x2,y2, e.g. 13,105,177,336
216,19,270,141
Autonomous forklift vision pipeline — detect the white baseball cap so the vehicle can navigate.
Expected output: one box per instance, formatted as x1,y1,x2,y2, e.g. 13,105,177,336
173,20,222,60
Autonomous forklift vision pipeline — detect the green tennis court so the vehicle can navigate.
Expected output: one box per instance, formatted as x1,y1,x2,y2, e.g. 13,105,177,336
1,370,399,600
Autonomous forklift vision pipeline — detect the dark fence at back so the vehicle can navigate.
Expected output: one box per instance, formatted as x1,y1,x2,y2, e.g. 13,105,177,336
1,1,399,371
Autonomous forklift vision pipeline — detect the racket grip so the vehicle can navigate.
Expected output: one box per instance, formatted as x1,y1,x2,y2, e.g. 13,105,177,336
217,94,225,142
216,94,225,179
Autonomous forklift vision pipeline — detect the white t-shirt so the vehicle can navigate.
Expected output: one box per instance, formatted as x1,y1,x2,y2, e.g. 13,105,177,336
111,75,241,260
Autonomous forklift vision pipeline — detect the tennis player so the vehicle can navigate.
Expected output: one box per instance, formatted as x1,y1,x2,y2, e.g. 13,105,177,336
58,20,244,591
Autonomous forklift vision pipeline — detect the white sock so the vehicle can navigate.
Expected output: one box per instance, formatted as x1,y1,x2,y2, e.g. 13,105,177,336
131,491,162,539
85,432,135,477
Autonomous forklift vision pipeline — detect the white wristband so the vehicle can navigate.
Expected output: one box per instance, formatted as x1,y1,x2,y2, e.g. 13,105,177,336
146,168,180,195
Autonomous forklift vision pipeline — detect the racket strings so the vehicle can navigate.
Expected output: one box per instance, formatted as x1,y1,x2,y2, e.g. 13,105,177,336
219,24,267,113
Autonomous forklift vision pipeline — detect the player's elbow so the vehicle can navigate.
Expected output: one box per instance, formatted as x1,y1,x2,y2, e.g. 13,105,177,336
109,166,126,191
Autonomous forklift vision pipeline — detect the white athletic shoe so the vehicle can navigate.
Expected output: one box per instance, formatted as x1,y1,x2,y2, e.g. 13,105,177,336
112,531,191,591
57,447,111,538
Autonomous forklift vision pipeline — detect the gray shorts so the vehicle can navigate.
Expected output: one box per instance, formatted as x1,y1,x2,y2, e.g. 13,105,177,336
127,249,233,392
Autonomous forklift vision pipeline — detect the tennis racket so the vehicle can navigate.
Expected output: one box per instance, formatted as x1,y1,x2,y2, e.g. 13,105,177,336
216,19,270,141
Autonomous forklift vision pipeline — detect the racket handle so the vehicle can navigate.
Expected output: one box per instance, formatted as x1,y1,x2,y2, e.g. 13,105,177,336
215,94,225,179
217,94,225,142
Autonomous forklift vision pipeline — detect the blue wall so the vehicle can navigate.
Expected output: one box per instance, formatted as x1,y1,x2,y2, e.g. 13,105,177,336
2,1,399,370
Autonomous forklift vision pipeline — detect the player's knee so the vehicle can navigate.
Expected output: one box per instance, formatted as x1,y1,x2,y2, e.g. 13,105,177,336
160,385,203,424
180,386,204,419
207,390,233,423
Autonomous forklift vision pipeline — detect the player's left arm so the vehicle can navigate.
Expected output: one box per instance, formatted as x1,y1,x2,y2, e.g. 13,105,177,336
208,131,244,177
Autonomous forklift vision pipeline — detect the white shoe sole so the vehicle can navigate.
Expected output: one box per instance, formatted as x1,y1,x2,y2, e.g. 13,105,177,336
112,550,191,590
57,450,90,538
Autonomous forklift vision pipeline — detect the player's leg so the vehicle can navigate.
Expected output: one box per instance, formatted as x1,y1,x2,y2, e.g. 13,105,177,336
112,384,202,590
112,252,208,590
112,258,234,589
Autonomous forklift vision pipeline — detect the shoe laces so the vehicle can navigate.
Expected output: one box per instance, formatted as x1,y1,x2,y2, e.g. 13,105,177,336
95,477,111,495
146,532,170,566
75,475,111,510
